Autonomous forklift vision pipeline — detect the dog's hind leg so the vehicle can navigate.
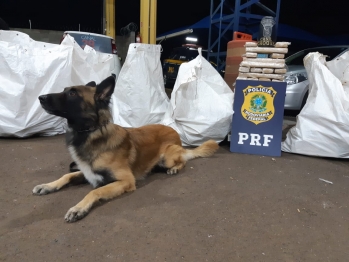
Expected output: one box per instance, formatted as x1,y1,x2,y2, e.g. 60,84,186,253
162,140,219,175
162,145,187,175
64,168,136,222
32,171,86,195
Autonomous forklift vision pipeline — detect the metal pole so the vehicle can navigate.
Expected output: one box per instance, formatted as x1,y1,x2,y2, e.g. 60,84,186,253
105,0,115,39
102,0,106,34
207,0,214,60
140,0,150,43
216,0,224,68
275,0,281,38
233,0,241,32
156,29,193,42
149,0,157,44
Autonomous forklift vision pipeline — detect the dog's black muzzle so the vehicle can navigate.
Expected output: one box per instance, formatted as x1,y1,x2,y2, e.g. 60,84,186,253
38,94,53,110
38,95,48,103
38,93,66,116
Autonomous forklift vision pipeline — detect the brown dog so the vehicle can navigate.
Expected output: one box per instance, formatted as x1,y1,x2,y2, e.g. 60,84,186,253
33,76,219,222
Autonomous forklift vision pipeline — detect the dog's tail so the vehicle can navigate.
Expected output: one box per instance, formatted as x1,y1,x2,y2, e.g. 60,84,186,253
183,140,219,161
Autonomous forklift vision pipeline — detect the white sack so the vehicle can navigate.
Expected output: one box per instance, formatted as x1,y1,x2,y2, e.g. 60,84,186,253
0,30,71,137
161,48,234,146
326,51,349,92
282,51,349,157
0,30,114,137
61,35,114,85
111,43,169,127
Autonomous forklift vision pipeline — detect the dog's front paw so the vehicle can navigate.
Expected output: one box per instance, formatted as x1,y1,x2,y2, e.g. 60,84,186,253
32,184,55,195
64,206,88,223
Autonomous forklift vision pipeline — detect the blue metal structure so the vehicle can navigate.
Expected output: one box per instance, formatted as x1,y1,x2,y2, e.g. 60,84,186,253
208,0,281,71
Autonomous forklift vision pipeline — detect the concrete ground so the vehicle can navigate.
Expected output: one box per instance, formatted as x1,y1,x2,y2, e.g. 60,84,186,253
1,122,349,262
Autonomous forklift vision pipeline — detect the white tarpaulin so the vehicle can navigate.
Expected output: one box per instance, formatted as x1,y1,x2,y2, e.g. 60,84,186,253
0,30,114,137
111,43,169,127
161,48,234,146
282,51,349,157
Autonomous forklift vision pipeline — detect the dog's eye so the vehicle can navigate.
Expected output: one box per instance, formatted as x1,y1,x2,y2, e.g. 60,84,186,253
69,90,76,96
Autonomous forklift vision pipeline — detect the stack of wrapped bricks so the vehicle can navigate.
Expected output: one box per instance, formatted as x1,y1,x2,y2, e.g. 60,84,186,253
237,42,290,82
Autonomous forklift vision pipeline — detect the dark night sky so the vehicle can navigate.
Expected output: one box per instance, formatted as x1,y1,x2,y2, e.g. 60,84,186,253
0,0,348,60
0,0,348,36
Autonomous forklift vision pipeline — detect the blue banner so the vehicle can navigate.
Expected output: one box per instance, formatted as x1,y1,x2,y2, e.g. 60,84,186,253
230,80,287,157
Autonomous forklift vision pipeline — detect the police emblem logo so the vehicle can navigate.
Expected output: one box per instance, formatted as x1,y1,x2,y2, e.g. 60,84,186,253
241,85,277,125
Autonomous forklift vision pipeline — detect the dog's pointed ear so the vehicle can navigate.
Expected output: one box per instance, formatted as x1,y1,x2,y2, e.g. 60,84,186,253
86,81,97,87
95,76,115,101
